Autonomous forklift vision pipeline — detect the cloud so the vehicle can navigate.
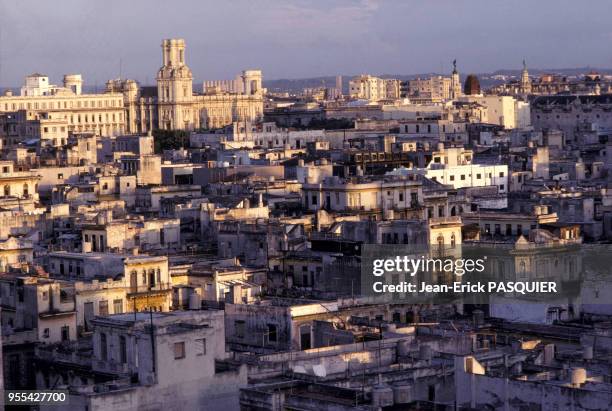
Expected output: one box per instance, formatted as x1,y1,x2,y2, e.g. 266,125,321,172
256,0,383,45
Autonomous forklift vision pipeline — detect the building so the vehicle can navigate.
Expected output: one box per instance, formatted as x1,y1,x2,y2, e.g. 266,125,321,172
531,94,612,144
348,75,401,101
420,146,509,194
34,310,247,411
301,174,424,214
0,74,126,137
156,39,263,130
407,76,453,101
463,74,481,95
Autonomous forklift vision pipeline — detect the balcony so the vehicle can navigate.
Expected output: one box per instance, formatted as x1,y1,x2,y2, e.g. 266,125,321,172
127,283,172,296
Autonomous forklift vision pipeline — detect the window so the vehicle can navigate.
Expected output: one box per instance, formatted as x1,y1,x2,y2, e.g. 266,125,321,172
476,173,481,179
235,320,245,338
100,333,108,360
119,336,127,363
99,300,109,316
174,342,186,359
43,328,50,338
195,338,207,355
61,326,70,341
450,175,455,181
113,299,123,314
499,172,505,177
460,175,465,180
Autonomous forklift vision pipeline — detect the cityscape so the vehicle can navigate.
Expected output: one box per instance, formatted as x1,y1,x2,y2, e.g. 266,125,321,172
2,1,612,410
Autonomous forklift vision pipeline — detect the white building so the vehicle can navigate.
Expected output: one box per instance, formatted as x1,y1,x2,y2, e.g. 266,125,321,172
349,75,400,101
301,175,424,212
462,95,525,129
416,146,508,194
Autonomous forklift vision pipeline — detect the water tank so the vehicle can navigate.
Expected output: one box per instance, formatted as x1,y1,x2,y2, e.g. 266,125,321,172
393,383,414,404
571,367,587,386
64,74,83,95
371,384,394,408
583,346,594,360
188,292,201,310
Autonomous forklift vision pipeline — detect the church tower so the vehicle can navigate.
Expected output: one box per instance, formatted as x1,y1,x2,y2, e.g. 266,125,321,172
157,39,195,130
520,59,532,95
451,59,462,99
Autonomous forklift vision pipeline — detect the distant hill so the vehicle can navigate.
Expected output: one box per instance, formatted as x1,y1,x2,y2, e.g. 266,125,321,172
3,67,612,94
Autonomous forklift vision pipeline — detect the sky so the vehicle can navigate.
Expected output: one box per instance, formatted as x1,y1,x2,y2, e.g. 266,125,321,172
1,0,612,87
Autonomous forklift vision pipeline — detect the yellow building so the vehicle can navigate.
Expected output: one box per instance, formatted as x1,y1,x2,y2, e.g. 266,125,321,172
124,256,172,312
156,38,263,130
0,74,126,138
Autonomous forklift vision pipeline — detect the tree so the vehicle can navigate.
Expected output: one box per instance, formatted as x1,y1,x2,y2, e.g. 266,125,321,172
152,129,189,153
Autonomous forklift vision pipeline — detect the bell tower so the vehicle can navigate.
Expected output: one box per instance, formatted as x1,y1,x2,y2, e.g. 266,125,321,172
156,39,194,129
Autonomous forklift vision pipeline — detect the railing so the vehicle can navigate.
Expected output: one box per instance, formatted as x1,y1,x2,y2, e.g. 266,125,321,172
127,283,172,295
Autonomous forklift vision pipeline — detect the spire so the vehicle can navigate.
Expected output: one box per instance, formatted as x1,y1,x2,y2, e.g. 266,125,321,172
451,59,461,99
520,59,531,95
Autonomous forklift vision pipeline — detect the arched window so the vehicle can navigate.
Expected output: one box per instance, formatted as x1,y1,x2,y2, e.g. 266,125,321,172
450,206,456,216
437,234,444,250
23,184,29,197
450,233,456,248
148,269,156,287
3,185,9,196
130,270,137,289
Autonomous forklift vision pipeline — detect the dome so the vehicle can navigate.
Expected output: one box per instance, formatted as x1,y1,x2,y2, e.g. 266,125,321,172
463,74,481,95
